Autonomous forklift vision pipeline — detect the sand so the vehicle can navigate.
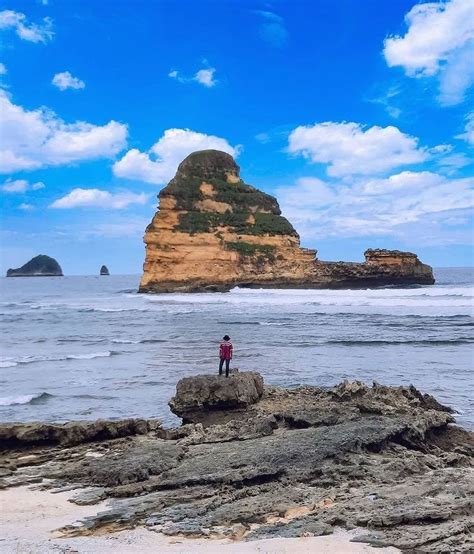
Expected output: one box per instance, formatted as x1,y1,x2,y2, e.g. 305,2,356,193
0,486,400,553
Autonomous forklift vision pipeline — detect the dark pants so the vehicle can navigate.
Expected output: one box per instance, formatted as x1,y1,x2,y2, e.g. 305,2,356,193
219,358,230,377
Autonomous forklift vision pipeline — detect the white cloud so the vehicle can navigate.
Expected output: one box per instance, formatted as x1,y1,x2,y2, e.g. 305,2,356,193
288,121,427,177
383,0,474,105
254,10,288,48
169,65,217,87
50,188,148,210
113,128,238,185
0,90,128,173
194,67,217,87
0,63,6,75
19,203,35,211
277,170,474,245
0,9,53,43
456,112,474,146
52,71,85,91
2,179,45,193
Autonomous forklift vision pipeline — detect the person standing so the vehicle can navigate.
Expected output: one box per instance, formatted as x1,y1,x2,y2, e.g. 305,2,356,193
219,335,233,377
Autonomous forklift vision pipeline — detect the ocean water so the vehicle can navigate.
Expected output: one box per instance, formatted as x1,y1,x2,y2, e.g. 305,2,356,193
0,268,473,428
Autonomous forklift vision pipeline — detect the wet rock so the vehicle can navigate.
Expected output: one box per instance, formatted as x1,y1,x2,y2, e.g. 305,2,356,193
169,371,264,423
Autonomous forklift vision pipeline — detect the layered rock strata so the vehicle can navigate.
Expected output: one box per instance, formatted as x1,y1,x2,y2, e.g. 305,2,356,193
1,374,472,552
139,150,434,292
6,254,63,277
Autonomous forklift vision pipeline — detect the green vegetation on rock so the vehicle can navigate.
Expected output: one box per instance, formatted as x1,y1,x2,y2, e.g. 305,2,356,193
225,242,276,258
176,210,297,237
208,178,280,214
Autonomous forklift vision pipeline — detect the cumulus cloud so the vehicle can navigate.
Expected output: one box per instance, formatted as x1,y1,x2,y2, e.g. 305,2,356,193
288,121,427,177
383,0,474,105
0,90,127,173
50,188,148,210
52,71,85,91
0,9,53,43
113,128,238,185
456,112,474,146
2,179,45,193
277,171,474,244
254,10,288,48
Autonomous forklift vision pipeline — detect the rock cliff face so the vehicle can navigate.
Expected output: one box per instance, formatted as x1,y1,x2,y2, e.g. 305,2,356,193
139,150,434,292
6,255,63,277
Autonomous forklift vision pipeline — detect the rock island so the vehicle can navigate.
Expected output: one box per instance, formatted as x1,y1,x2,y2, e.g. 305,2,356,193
139,150,434,293
6,254,63,277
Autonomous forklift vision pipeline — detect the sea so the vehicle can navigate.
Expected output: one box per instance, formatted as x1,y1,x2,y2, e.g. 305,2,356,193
0,268,473,428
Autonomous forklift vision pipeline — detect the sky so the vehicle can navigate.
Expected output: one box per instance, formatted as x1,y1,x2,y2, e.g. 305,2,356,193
0,0,473,275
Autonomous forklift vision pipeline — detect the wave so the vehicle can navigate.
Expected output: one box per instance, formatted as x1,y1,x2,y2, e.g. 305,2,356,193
326,339,474,346
0,392,53,406
3,351,115,366
0,360,18,368
67,351,114,360
112,339,141,344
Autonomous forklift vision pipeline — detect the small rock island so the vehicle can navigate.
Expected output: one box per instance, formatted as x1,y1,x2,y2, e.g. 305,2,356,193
100,265,110,276
6,255,63,277
139,150,434,293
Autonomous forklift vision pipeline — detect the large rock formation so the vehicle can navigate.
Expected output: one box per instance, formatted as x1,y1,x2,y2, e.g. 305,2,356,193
1,375,472,552
100,265,110,276
6,254,63,277
139,150,434,292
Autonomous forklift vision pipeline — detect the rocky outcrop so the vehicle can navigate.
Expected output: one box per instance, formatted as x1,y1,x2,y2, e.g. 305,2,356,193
0,418,160,447
1,376,472,552
6,255,63,277
139,150,434,292
100,265,110,276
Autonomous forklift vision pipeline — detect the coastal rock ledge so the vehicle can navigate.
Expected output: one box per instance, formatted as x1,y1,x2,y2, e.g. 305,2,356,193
1,372,472,552
139,149,434,292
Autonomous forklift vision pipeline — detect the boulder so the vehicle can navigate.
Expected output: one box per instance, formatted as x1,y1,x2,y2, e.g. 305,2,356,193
169,371,264,423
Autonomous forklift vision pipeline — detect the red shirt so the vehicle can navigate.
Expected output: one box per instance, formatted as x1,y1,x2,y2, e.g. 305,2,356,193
219,340,233,360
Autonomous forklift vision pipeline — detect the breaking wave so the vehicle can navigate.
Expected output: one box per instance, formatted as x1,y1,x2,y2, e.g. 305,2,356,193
0,392,53,406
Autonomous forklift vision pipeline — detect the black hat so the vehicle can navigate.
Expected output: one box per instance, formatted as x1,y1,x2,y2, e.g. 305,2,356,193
223,335,230,341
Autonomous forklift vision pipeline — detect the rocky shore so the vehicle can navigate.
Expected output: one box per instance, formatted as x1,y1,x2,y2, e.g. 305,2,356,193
1,373,472,552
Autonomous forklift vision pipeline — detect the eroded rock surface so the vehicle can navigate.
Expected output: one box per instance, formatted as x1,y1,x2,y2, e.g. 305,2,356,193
139,149,435,292
0,376,472,553
169,371,264,423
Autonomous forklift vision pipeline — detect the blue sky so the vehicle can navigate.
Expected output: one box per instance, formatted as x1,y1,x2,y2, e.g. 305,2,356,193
1,0,473,275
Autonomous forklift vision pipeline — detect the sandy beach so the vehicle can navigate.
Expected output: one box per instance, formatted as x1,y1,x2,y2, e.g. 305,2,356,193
0,486,400,554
